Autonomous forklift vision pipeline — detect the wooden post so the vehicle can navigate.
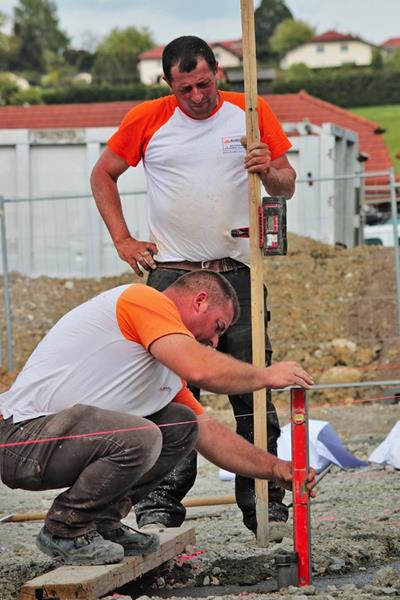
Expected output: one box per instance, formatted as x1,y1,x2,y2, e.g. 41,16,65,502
240,0,269,547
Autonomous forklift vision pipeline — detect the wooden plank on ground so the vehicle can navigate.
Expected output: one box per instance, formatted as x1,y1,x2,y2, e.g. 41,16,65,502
20,525,195,600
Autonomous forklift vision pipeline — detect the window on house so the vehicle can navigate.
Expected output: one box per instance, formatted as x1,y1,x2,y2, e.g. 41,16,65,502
316,45,324,53
341,44,349,52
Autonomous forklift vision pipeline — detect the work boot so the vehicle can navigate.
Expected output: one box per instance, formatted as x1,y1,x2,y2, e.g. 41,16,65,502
100,524,160,556
36,526,124,565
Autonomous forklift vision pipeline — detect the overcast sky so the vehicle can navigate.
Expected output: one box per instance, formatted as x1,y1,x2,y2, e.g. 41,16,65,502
1,0,397,48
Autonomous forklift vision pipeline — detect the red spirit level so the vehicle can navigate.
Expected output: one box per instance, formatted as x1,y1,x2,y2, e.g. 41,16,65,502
291,387,312,586
231,196,287,256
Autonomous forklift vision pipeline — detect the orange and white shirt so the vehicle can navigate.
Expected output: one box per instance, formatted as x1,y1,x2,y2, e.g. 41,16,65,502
108,91,291,266
0,285,202,423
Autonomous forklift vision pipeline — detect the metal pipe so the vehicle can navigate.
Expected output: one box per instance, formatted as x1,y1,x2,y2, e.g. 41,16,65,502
1,170,391,205
2,190,147,204
0,197,13,371
389,168,400,335
295,170,391,185
300,380,400,391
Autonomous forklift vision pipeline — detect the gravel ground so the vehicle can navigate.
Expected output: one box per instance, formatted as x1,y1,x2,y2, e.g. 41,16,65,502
1,402,399,600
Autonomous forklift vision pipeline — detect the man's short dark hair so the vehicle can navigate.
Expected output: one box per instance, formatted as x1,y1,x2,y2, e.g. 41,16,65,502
170,270,240,325
162,36,217,83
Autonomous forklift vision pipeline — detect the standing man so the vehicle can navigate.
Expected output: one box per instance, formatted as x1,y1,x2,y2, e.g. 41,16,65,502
90,36,296,537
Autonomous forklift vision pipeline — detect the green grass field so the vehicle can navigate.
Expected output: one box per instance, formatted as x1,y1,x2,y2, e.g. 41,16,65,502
350,104,400,175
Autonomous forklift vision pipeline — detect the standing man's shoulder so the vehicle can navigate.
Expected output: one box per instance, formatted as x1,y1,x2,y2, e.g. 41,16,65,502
108,95,179,166
118,94,178,127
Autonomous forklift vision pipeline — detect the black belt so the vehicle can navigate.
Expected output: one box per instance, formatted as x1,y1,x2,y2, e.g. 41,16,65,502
155,258,247,273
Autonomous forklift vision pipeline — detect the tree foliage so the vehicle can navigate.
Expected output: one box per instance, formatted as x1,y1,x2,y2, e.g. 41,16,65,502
12,0,69,73
92,26,154,85
270,19,314,57
370,48,384,71
283,62,314,81
254,0,293,63
387,48,400,70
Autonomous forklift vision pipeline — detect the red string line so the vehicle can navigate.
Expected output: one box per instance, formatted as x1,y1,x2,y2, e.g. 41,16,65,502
0,418,201,449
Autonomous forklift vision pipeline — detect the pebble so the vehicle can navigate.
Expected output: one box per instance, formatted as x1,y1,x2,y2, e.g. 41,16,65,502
372,566,399,587
301,585,316,595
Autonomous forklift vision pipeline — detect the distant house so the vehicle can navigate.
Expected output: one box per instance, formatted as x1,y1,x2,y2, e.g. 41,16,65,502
137,46,164,85
211,38,243,68
137,39,243,85
381,37,400,54
280,30,382,70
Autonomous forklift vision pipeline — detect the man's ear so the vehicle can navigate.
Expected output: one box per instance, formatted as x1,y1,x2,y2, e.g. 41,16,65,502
162,75,172,88
194,291,209,314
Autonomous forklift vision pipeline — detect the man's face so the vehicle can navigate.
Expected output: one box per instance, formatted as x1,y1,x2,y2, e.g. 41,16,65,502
192,300,234,349
167,58,219,120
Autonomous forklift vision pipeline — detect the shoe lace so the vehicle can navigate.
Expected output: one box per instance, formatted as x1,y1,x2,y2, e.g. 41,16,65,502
74,530,101,547
115,524,149,539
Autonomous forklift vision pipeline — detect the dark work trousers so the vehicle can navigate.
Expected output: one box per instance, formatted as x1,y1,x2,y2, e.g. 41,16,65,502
0,403,198,538
135,266,288,534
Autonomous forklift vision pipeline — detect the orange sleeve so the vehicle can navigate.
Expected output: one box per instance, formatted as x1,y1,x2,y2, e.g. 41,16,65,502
173,382,204,416
107,95,178,166
257,96,292,160
116,284,194,349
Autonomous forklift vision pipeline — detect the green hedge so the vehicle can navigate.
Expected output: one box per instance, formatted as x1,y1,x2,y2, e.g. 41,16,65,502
273,69,400,107
42,83,171,104
8,83,171,105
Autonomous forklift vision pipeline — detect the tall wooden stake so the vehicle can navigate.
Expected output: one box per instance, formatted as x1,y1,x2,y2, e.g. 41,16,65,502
240,0,269,547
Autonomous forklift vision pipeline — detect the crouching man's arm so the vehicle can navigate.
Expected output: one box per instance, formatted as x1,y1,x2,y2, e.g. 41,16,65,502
196,415,316,494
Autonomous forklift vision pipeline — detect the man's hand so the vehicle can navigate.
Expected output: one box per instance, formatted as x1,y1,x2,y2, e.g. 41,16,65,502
241,136,271,175
266,362,314,389
115,237,158,277
271,459,317,496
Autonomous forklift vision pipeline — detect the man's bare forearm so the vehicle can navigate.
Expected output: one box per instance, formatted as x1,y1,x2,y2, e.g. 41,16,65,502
260,166,296,199
90,167,131,245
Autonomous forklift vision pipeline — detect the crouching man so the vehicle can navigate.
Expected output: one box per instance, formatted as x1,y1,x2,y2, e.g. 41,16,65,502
0,271,315,565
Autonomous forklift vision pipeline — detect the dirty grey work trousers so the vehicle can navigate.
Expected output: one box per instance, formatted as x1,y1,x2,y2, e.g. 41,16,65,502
0,403,198,537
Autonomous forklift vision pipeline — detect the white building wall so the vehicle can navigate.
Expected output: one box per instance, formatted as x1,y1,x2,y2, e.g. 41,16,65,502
212,46,241,68
281,40,374,69
138,58,164,85
0,127,148,278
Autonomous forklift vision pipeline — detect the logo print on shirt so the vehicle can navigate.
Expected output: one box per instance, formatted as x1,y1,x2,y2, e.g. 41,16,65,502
222,136,245,154
160,385,172,393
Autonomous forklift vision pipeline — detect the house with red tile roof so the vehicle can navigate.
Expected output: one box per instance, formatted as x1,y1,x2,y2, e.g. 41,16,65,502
137,39,243,85
281,30,383,70
381,37,400,54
